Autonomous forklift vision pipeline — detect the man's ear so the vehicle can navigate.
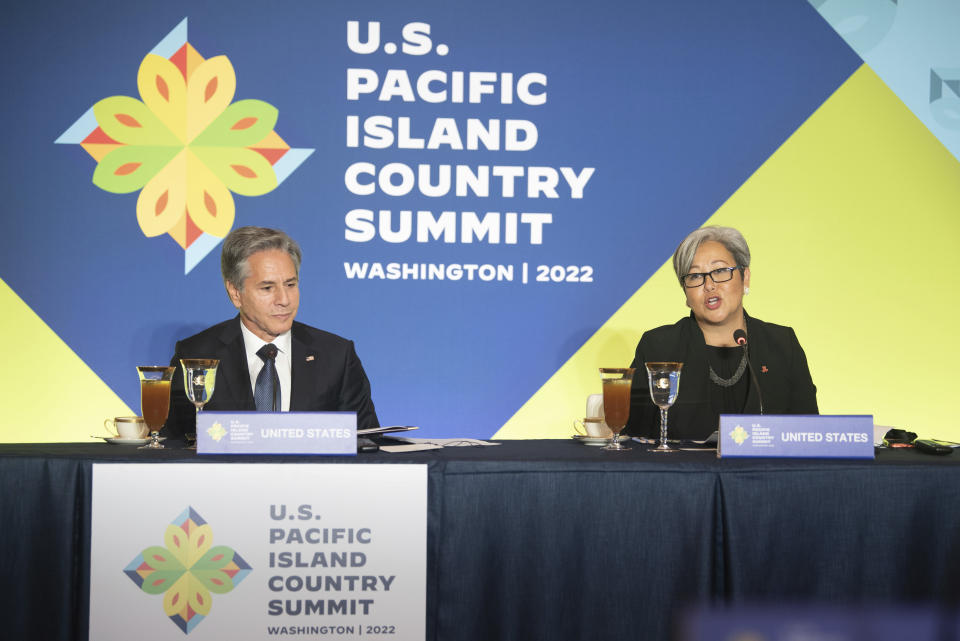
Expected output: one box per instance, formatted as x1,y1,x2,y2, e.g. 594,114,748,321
226,281,242,309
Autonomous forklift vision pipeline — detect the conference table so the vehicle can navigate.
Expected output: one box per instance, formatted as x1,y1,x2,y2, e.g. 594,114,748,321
2,440,959,641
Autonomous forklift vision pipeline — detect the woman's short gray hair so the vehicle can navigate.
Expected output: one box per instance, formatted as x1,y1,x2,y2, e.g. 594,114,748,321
672,226,750,284
221,226,302,291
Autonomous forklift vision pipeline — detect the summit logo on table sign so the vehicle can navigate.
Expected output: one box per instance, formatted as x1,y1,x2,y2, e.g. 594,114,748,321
55,18,314,274
123,506,252,634
729,425,750,445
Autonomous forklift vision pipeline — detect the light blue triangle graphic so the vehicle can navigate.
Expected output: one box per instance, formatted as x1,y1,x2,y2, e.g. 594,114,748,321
275,148,315,184
54,107,96,144
810,0,960,163
151,18,188,58
185,233,223,274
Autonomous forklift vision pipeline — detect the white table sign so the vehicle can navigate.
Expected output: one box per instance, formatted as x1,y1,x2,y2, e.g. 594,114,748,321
90,464,426,640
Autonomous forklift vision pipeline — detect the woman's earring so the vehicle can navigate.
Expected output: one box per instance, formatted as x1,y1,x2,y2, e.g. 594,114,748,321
744,287,750,295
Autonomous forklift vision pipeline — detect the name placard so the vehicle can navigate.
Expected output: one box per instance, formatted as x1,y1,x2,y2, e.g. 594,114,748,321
196,411,357,455
718,415,874,459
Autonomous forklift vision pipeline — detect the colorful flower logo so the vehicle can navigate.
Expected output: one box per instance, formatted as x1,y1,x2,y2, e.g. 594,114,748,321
124,506,252,634
56,18,313,273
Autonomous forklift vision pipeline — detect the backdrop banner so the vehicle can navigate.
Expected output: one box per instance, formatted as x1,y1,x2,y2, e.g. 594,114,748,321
3,1,959,441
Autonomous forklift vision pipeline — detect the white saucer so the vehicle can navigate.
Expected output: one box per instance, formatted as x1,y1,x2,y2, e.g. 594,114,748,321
572,434,612,446
92,436,166,445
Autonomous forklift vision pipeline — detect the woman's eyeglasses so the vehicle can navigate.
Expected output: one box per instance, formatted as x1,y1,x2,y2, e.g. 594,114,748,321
681,266,742,288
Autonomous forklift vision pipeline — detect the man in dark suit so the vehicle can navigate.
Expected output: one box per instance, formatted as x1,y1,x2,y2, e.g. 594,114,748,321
167,226,378,440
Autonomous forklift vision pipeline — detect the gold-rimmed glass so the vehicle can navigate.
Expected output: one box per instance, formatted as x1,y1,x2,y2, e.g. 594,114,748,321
180,358,219,449
599,368,634,451
137,366,175,449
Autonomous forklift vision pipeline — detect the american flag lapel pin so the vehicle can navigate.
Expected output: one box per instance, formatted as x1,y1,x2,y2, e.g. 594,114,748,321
761,365,768,373
306,355,315,362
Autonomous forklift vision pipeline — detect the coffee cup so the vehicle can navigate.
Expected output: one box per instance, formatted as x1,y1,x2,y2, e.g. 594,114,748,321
574,417,612,438
105,416,148,439
586,393,605,420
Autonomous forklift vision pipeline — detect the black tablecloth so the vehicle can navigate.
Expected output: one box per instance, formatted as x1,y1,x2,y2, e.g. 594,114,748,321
2,441,959,641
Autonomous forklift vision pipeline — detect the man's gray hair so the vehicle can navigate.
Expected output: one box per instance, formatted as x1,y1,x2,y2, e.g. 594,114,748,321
672,226,750,284
221,226,302,291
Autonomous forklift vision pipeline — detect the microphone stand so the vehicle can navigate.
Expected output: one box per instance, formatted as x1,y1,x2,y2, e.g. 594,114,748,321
735,330,764,415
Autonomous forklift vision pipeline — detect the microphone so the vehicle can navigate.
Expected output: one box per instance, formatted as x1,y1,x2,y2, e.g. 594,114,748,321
734,329,764,414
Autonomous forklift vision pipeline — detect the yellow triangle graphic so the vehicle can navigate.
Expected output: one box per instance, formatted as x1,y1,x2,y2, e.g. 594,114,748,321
496,64,960,441
0,277,133,442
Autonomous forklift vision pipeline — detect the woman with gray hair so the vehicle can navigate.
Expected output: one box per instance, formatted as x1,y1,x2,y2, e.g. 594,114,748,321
624,225,817,440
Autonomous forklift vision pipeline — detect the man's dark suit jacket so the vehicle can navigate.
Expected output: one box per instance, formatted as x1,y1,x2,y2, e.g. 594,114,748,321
167,316,379,440
624,312,818,440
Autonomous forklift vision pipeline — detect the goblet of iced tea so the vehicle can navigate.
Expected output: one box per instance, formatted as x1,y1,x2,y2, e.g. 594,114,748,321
599,368,635,451
137,366,175,449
